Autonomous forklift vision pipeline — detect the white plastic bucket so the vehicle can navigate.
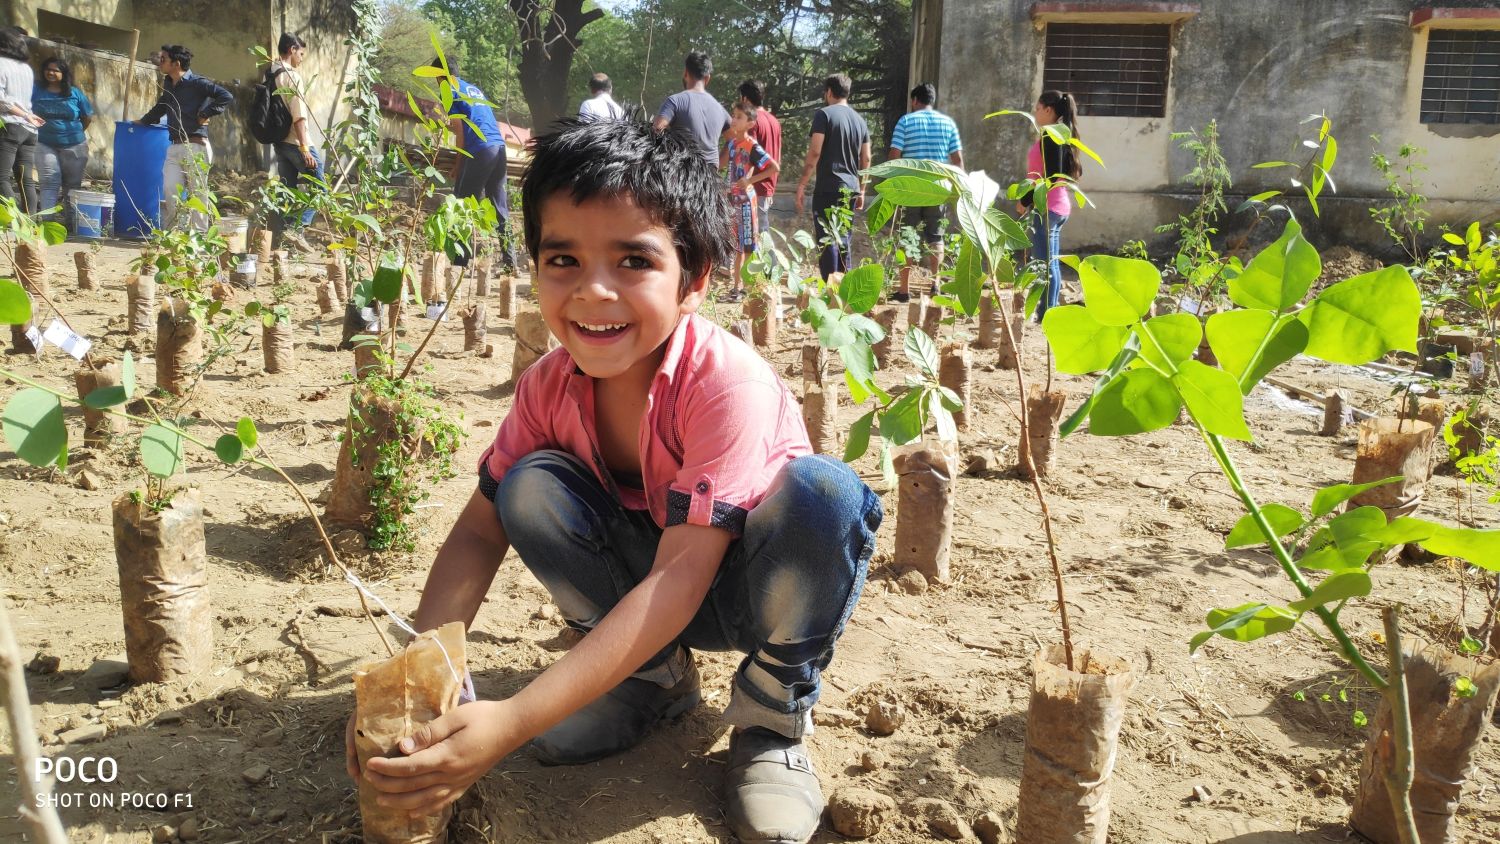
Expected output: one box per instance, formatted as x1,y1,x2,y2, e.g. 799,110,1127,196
73,190,115,239
220,216,250,253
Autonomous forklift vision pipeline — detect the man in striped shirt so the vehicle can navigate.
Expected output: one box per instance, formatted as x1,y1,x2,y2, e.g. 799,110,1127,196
887,83,963,302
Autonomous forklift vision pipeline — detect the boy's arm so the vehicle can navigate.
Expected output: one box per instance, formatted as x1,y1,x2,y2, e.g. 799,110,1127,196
360,522,732,815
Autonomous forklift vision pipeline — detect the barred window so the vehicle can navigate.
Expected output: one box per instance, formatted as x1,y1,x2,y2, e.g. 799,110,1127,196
1043,23,1171,118
1420,30,1500,124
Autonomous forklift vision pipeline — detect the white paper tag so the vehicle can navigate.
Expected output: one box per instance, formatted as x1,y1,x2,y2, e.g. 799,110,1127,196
359,307,381,331
1179,296,1206,316
1471,351,1486,377
426,302,449,321
42,319,92,360
25,326,43,350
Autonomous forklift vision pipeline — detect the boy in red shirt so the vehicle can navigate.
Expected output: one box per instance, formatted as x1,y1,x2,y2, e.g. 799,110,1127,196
347,119,881,844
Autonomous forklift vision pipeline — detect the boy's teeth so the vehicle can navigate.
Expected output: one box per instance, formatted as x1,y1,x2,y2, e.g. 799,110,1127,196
578,322,627,331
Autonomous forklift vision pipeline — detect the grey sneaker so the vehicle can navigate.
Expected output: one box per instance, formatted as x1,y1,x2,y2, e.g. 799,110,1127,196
531,657,700,765
724,728,824,844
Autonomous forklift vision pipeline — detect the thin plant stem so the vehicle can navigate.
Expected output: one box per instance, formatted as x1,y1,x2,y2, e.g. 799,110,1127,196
1380,605,1419,844
0,595,70,844
0,367,395,658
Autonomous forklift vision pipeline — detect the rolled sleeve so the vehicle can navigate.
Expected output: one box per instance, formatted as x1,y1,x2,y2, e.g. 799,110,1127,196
665,380,785,536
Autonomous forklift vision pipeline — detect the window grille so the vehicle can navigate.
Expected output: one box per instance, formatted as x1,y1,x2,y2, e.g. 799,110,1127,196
1043,23,1171,118
1420,30,1500,125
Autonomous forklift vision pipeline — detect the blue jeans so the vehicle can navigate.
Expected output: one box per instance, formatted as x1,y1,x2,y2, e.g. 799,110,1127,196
37,141,89,227
495,450,882,738
454,142,516,270
272,141,324,230
1030,211,1068,320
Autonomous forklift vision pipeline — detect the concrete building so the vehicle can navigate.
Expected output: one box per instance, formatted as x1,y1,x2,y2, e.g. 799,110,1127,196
3,0,357,174
908,0,1500,257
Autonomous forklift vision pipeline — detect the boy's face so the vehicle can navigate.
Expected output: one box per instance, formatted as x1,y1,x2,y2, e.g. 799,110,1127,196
534,194,707,382
730,109,752,136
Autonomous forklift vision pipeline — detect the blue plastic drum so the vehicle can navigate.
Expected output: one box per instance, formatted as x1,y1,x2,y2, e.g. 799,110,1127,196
113,121,170,239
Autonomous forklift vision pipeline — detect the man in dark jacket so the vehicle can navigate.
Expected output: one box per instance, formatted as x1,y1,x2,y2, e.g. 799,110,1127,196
139,44,233,232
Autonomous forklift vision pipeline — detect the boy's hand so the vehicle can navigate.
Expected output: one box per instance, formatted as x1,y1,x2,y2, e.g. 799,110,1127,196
359,700,522,815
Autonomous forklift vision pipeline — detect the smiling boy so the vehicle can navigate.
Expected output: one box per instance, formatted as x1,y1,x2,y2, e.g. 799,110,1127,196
347,120,882,843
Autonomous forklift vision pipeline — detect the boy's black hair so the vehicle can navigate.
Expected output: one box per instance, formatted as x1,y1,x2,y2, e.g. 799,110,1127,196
522,120,733,296
160,44,192,70
824,73,851,100
738,79,765,108
910,83,937,106
732,101,758,121
278,32,306,56
684,51,712,81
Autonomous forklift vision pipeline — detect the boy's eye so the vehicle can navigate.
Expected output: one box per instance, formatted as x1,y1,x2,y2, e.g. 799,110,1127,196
620,255,652,270
544,254,577,267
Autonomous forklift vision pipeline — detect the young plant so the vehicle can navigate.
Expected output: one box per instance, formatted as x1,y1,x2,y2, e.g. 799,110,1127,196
1369,137,1430,265
1155,121,1241,310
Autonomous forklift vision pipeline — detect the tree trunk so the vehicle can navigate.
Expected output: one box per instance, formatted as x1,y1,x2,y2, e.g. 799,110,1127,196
510,0,606,130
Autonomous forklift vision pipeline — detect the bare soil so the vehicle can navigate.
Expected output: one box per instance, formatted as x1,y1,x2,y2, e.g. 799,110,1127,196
2,237,1497,843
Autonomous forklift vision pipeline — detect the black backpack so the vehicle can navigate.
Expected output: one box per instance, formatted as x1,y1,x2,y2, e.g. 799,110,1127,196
248,65,293,144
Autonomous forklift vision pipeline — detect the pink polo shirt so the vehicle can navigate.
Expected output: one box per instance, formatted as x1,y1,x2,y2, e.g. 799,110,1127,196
479,313,812,536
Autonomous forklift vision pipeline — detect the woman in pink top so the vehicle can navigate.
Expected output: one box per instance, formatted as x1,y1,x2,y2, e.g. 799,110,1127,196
1017,90,1081,319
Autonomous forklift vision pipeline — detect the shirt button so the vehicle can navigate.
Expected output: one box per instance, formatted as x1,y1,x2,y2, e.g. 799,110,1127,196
695,482,710,494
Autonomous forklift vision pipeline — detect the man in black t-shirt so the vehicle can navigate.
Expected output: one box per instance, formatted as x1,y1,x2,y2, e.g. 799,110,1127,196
795,74,870,279
652,51,730,168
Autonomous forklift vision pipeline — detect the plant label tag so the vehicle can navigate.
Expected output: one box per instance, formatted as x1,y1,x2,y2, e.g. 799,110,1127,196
426,303,448,321
359,307,381,331
25,325,43,351
1179,296,1206,316
42,319,92,360
1470,352,1486,377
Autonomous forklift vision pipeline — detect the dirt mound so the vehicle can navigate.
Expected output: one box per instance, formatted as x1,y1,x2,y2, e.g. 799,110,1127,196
1320,245,1383,285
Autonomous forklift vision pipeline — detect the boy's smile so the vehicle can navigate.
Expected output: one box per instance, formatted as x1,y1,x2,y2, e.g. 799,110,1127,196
535,194,708,387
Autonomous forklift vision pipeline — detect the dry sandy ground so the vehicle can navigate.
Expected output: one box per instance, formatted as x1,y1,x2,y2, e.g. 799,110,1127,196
1,237,1497,843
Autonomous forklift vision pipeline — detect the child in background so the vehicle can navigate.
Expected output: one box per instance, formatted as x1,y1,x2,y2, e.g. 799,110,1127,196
348,119,881,844
719,101,778,303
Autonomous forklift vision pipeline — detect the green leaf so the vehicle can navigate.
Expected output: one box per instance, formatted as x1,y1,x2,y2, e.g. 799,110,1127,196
878,389,925,446
1455,676,1478,698
1206,310,1309,393
874,175,955,207
214,433,244,464
1043,305,1130,374
1059,335,1140,438
1229,219,1320,312
904,328,940,381
984,208,1032,251
817,312,857,349
41,221,68,246
865,194,894,237
1173,360,1252,440
371,263,405,305
412,64,448,78
838,343,876,390
1407,523,1500,572
947,235,984,317
846,314,885,344
1135,312,1202,369
1190,603,1299,653
844,409,875,462
1301,266,1420,364
863,158,966,183
1225,503,1305,549
1090,368,1182,436
236,417,259,449
2,388,67,468
0,278,31,324
1310,477,1401,518
1076,256,1159,326
140,423,185,478
839,264,883,314
1288,570,1372,614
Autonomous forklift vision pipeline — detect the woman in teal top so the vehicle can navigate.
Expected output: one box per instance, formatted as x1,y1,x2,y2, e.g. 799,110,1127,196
32,56,93,228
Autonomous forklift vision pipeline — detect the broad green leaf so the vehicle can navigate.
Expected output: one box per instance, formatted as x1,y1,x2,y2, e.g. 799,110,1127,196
1135,312,1201,369
1310,477,1401,518
1173,360,1252,440
2,388,67,468
1297,543,1367,572
1288,570,1371,614
865,194,894,237
817,312,857,349
905,328,940,381
1301,266,1420,364
1225,503,1304,549
1206,310,1309,393
874,175,954,207
1408,523,1500,572
1228,218,1320,311
847,314,885,344
840,264,883,314
929,388,958,443
1190,603,1298,653
863,158,965,183
41,221,68,245
371,263,405,305
236,416,259,449
947,235,984,316
956,196,987,260
878,389,925,446
844,409,875,462
0,278,31,324
83,350,136,408
140,423,185,478
1060,335,1140,438
1077,256,1159,326
411,64,448,78
1090,368,1182,436
845,369,872,405
838,343,876,390
1043,305,1130,374
983,208,1032,251
214,433,244,464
